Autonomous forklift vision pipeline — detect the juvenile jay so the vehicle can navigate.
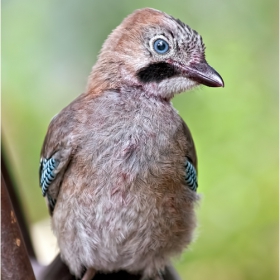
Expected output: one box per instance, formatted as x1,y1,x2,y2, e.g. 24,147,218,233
39,8,224,280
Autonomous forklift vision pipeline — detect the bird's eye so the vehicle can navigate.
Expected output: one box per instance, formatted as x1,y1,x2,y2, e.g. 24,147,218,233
153,39,169,54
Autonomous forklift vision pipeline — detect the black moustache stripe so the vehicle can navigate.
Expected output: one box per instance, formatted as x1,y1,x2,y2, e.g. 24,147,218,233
136,62,180,83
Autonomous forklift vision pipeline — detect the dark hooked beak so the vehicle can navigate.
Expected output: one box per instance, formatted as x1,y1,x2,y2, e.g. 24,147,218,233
170,59,224,87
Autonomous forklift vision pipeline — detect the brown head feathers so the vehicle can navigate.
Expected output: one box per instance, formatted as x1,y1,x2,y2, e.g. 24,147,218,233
86,8,223,100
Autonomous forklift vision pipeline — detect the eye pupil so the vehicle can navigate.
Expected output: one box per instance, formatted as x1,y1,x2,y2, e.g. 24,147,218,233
157,41,165,51
153,39,169,54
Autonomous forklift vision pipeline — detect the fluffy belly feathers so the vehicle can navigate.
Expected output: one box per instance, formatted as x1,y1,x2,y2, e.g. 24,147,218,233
52,122,197,276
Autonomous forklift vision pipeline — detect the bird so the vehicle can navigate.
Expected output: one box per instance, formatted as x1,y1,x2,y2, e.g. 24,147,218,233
39,7,224,280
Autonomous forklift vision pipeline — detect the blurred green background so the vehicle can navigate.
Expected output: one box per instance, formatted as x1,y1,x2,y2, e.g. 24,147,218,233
2,0,278,279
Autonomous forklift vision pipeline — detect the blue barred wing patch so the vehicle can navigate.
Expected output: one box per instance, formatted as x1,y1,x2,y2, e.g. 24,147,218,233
40,157,58,196
184,160,198,192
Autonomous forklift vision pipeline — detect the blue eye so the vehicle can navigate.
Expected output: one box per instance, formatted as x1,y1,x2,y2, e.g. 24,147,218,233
153,39,169,54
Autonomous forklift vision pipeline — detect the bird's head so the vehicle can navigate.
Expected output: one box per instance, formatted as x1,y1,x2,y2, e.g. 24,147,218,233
87,8,224,100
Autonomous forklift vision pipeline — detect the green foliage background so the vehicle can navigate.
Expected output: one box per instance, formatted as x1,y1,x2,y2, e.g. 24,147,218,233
2,0,278,279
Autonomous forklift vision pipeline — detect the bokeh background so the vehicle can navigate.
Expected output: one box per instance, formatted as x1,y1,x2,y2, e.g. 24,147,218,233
2,0,278,279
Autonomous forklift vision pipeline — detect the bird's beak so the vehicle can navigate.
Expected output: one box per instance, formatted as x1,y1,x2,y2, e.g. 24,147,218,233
170,59,224,87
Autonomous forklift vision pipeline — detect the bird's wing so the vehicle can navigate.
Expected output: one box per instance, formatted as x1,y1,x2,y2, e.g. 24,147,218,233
39,145,74,215
184,160,198,192
39,109,78,215
181,120,198,192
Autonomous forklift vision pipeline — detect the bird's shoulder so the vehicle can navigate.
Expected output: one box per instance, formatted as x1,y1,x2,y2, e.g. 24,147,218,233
39,92,95,214
180,118,197,170
41,93,96,156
